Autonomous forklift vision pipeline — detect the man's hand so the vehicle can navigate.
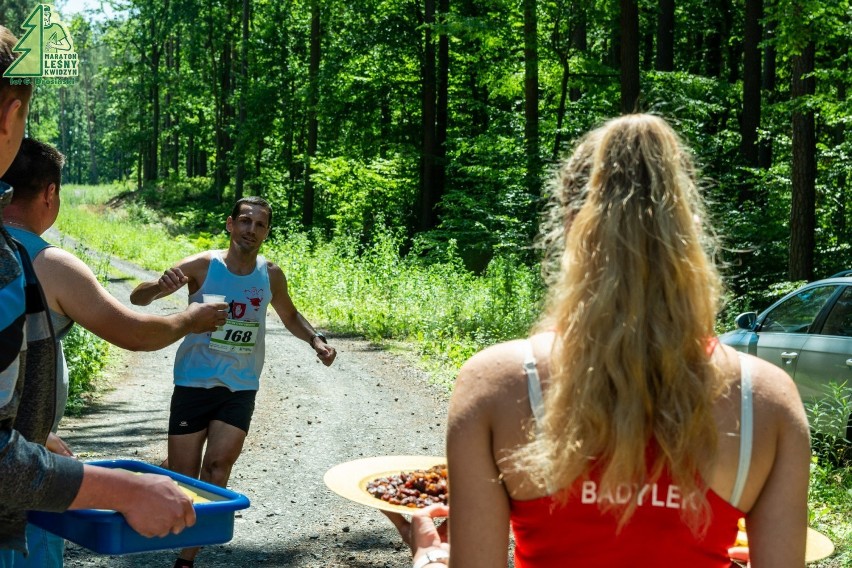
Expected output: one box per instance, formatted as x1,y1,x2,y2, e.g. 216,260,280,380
185,301,228,334
312,339,337,366
118,473,196,538
46,432,73,457
158,267,190,295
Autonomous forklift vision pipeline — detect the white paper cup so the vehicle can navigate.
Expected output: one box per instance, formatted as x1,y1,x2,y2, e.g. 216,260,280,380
202,294,227,330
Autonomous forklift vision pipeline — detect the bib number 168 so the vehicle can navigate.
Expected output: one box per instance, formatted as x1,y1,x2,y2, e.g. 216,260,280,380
223,329,254,343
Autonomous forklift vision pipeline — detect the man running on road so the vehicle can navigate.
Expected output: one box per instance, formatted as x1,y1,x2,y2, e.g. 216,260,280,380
130,196,336,568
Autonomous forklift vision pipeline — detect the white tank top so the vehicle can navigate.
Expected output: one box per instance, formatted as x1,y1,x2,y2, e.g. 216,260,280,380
174,251,272,391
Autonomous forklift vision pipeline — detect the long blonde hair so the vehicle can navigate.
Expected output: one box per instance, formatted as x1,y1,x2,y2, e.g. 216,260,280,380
518,114,725,529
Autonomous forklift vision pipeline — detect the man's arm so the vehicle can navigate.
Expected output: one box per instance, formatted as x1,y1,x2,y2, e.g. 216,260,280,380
130,252,209,307
268,263,336,366
71,465,195,538
0,428,194,538
38,249,225,351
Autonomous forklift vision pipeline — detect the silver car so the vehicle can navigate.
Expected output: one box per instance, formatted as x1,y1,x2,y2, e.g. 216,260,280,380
720,276,852,440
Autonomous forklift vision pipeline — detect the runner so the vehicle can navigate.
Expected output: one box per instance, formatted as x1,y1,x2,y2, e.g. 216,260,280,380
130,196,336,568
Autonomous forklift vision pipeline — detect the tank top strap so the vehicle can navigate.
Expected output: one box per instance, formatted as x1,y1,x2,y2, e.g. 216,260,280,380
729,352,754,509
523,339,546,432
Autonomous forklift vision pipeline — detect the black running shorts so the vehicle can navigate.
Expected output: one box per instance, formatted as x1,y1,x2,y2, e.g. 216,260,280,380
168,385,257,435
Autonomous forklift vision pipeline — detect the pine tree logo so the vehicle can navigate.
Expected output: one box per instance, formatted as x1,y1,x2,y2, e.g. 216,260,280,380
2,4,78,84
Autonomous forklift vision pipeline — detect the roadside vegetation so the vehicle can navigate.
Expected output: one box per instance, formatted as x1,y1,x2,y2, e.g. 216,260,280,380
55,183,851,563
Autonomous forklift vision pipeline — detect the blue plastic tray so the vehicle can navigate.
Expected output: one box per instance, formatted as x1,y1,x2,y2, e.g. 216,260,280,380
28,459,250,555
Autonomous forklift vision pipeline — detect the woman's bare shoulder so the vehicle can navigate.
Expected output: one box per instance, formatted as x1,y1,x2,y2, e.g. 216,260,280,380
452,333,554,414
716,345,808,425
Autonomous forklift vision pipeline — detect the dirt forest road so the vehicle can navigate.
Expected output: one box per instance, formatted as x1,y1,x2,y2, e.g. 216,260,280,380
57,251,450,568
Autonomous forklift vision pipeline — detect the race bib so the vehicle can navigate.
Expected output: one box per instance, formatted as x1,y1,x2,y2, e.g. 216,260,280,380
209,319,260,354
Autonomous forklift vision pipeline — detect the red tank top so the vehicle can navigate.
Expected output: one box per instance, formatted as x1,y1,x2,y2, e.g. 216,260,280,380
510,471,742,567
512,337,746,567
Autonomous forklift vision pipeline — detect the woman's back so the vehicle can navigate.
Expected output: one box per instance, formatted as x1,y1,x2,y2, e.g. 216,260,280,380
445,332,810,567
404,116,811,568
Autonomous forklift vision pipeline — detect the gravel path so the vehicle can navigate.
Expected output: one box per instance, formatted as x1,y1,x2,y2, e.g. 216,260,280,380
56,254,450,567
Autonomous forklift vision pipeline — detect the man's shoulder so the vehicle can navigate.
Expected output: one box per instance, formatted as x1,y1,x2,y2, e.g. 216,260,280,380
180,250,217,269
37,246,87,274
264,259,285,281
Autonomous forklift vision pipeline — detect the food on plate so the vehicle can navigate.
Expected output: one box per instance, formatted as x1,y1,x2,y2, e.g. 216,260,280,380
366,464,448,508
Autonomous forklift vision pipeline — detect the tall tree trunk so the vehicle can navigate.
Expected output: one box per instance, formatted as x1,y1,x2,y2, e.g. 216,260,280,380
723,0,739,83
552,57,569,160
834,57,849,243
147,77,160,181
171,35,180,176
740,0,762,171
303,0,320,227
82,72,98,183
136,144,143,191
164,38,173,178
620,0,640,113
524,0,540,196
215,36,234,200
569,5,586,102
656,0,674,71
705,12,722,77
435,0,449,215
789,41,816,281
235,0,250,201
59,87,68,160
758,13,776,169
417,0,438,232
145,18,162,182
186,132,195,178
460,0,488,133
379,96,391,158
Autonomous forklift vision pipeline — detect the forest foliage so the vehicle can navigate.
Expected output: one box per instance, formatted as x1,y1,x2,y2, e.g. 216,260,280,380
1,0,851,310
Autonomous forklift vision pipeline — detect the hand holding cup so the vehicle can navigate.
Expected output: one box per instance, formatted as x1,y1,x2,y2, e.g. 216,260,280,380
202,294,228,331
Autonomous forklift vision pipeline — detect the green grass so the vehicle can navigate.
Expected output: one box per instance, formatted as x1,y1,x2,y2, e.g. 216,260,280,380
265,230,543,386
55,183,852,563
809,457,852,567
57,184,228,272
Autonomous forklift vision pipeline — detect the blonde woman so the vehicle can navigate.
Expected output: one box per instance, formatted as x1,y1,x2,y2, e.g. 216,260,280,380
387,114,810,568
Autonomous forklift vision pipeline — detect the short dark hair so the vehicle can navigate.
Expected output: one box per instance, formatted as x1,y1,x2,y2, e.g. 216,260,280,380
1,138,65,201
230,196,273,226
0,26,32,105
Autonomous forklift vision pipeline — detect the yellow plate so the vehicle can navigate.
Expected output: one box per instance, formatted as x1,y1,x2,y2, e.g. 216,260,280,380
806,527,834,563
324,455,446,514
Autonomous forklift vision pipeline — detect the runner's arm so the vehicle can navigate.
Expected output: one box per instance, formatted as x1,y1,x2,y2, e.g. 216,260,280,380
268,263,336,366
130,253,208,306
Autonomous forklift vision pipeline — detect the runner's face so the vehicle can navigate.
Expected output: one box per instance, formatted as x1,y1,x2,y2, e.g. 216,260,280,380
227,205,270,252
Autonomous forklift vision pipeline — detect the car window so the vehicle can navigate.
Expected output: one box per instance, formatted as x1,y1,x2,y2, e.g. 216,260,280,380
819,286,852,336
760,285,837,334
